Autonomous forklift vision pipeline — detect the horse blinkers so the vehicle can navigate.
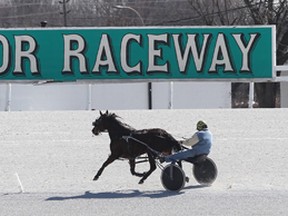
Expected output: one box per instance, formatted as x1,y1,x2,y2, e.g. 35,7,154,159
92,117,106,135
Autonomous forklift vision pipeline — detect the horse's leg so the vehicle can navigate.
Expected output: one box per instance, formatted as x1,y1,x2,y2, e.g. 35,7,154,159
129,159,145,177
93,154,117,181
138,153,156,184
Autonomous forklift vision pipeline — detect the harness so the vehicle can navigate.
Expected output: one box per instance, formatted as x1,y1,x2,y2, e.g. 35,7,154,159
122,134,161,157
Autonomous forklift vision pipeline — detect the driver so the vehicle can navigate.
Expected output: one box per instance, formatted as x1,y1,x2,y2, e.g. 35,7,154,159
161,120,212,163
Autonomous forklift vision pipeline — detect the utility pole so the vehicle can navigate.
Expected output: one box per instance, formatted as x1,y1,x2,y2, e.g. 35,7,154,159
59,0,70,27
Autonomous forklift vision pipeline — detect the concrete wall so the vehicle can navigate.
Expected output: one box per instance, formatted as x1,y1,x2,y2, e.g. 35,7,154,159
0,82,231,111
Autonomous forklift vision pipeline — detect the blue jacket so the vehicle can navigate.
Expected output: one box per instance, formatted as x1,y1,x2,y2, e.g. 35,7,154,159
192,129,212,155
165,128,212,162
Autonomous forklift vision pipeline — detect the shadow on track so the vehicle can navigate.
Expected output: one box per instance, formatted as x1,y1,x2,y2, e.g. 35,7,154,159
46,185,207,201
46,190,182,201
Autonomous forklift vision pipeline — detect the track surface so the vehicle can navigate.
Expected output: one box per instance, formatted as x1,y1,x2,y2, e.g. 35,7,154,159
1,109,288,215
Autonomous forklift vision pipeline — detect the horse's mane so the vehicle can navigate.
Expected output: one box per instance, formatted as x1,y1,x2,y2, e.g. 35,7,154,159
107,112,136,131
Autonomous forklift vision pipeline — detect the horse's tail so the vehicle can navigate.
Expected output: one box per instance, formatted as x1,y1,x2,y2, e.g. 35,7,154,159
172,139,182,152
163,132,182,152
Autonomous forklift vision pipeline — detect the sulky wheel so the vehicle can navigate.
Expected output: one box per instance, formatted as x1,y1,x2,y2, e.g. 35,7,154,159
193,157,217,186
161,164,186,191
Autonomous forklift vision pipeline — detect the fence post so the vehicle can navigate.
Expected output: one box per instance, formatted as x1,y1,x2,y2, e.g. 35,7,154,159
169,82,174,109
5,83,12,111
87,84,92,110
248,82,254,108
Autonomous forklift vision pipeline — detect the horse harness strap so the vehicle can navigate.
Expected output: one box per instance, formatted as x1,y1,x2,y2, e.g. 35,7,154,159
122,135,161,157
122,134,133,155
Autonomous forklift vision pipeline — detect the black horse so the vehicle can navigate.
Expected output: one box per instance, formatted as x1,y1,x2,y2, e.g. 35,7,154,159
92,110,181,184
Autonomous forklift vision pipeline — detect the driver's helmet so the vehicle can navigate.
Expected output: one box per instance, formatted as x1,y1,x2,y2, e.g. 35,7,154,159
196,120,208,131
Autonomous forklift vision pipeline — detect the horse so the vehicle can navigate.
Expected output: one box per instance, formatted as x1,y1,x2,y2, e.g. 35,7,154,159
91,110,182,184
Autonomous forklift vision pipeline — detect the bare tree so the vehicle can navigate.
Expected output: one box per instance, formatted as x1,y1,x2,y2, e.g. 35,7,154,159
186,0,250,108
110,0,196,26
242,0,288,65
186,0,287,108
242,0,288,107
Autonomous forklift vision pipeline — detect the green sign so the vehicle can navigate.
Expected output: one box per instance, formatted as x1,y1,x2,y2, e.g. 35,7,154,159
0,26,275,82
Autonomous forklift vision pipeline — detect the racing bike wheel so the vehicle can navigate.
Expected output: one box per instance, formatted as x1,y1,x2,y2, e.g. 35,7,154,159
161,164,185,191
193,157,217,186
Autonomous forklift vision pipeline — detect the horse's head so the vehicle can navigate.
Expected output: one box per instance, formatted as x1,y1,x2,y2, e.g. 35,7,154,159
92,110,110,135
92,110,134,137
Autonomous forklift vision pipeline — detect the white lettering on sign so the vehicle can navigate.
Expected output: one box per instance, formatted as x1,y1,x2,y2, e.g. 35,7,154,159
60,32,260,75
92,34,117,73
173,34,211,72
233,33,259,71
121,34,141,73
209,33,233,72
14,35,39,74
147,34,168,72
63,34,87,73
0,35,9,74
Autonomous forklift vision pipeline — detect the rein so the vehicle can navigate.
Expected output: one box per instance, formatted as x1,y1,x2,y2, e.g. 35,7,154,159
122,135,161,157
